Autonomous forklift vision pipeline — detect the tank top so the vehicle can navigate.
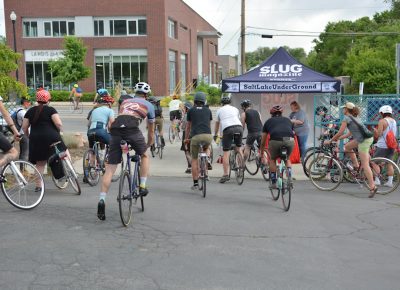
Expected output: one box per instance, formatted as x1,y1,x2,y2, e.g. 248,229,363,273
377,117,397,149
245,109,262,134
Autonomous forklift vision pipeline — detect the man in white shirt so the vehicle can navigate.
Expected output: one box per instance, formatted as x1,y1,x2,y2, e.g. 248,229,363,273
214,95,244,183
169,95,183,138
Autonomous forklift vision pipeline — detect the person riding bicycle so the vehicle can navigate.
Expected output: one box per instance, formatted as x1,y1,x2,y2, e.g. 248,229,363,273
93,88,109,104
181,101,193,174
185,92,213,190
260,105,295,189
323,102,376,197
0,96,20,168
214,95,244,183
69,83,83,110
97,82,155,221
372,105,397,188
240,99,262,164
169,94,183,137
148,96,165,148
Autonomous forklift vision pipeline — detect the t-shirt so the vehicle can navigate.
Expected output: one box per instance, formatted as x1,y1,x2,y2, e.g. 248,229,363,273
187,105,212,137
263,116,294,139
169,99,182,112
245,109,262,134
119,97,155,123
24,105,60,139
343,115,364,143
89,106,114,130
216,105,242,131
16,107,27,134
289,109,309,136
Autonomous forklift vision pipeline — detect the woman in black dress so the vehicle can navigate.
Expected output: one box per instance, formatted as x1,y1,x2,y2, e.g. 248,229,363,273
22,90,64,177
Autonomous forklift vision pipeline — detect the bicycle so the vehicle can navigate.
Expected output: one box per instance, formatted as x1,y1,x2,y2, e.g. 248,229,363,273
244,138,270,181
308,144,400,195
168,117,182,144
228,133,245,185
150,125,163,159
117,141,144,227
69,97,83,113
1,158,45,210
50,141,81,194
82,134,123,186
196,142,209,198
268,146,292,211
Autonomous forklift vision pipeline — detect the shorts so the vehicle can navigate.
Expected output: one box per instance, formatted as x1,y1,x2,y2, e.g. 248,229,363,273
107,127,147,164
155,116,164,133
268,139,295,160
87,128,110,148
169,110,182,121
190,134,212,159
358,137,373,153
373,147,395,159
222,125,243,151
0,131,13,153
246,132,261,147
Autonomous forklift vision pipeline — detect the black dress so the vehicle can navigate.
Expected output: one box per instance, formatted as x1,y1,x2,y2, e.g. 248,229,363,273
25,105,64,163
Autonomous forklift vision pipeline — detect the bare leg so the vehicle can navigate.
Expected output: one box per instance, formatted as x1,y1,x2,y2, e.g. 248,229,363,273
0,148,19,167
191,158,199,181
101,164,118,193
359,151,374,191
222,151,230,176
140,151,149,179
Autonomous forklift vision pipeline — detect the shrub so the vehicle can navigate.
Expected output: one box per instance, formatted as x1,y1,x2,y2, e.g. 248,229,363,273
160,96,171,107
48,90,95,102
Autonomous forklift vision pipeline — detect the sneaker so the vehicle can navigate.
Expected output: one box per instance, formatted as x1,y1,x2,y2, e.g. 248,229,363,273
383,182,393,188
139,187,149,197
374,178,381,186
185,168,192,174
97,200,106,221
34,187,42,192
219,175,230,183
191,184,199,190
83,176,88,184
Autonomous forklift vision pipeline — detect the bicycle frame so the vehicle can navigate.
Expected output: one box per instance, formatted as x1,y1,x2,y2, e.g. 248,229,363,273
54,144,78,180
124,149,141,198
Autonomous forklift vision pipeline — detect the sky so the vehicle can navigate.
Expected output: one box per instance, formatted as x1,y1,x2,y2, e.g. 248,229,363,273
0,0,391,55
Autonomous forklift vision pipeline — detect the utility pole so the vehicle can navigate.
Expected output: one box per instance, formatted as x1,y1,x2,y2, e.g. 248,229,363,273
240,0,246,74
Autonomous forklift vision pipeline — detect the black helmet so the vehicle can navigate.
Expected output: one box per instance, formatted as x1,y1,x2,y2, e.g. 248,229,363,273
221,95,231,105
270,105,283,115
148,96,157,103
184,101,193,110
194,92,206,104
240,99,251,109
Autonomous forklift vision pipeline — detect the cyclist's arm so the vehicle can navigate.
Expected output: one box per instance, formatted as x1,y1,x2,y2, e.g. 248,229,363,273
375,119,385,137
185,121,191,140
51,113,63,132
0,102,19,136
22,118,30,137
107,117,115,130
147,120,155,147
241,112,246,128
214,120,220,137
260,132,268,155
329,121,347,142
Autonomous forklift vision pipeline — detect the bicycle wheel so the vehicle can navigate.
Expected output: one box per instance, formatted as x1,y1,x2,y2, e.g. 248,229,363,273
199,157,207,198
308,155,343,191
158,145,163,159
168,125,176,144
235,152,244,185
64,159,81,194
269,168,280,201
118,170,133,226
302,149,325,178
281,168,291,211
77,102,83,113
83,149,100,186
1,161,45,210
69,99,75,112
245,147,259,175
228,151,234,179
260,151,270,182
367,157,400,195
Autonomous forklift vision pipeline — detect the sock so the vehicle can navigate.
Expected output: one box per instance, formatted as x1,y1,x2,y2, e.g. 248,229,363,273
270,172,277,183
99,192,106,201
388,176,393,183
193,179,198,186
287,167,292,177
140,177,147,188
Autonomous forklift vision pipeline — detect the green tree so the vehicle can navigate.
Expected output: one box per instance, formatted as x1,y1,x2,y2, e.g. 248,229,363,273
0,43,26,98
0,36,6,45
49,36,91,85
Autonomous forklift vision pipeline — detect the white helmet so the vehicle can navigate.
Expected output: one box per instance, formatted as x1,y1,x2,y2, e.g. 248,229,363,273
379,105,393,114
134,82,151,94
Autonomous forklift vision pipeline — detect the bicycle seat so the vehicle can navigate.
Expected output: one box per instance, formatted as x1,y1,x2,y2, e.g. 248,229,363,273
50,141,62,148
280,146,288,160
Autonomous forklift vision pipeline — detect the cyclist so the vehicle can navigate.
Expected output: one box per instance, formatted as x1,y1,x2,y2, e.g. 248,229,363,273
260,105,295,189
0,96,20,167
169,94,183,138
148,96,166,148
240,99,262,163
97,82,155,221
372,105,397,188
93,88,109,104
214,95,243,183
14,97,31,162
69,83,83,110
181,101,193,173
324,102,375,197
185,92,212,190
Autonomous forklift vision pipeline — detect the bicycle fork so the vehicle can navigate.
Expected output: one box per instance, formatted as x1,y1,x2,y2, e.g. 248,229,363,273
10,162,28,186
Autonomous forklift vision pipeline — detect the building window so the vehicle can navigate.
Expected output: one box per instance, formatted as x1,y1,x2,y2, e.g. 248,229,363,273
169,50,177,94
128,20,137,35
110,19,147,36
68,22,75,35
138,19,147,35
44,21,75,37
168,19,176,39
26,61,67,91
23,21,38,37
180,54,187,94
94,20,104,36
44,22,51,36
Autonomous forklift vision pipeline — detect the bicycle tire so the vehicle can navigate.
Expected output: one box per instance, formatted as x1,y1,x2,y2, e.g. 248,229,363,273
77,102,83,114
308,155,343,191
245,147,259,175
367,157,400,195
64,159,81,194
200,157,207,198
83,149,100,186
69,99,75,113
158,145,163,159
260,151,270,182
269,171,280,201
235,152,244,185
302,148,325,178
118,170,133,226
1,161,45,210
281,169,291,211
168,125,176,144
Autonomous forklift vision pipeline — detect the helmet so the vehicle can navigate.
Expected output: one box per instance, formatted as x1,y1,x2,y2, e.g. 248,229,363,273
240,99,251,109
172,94,180,100
36,90,51,103
270,105,283,115
194,92,206,104
184,101,193,110
20,97,31,105
73,84,79,88
148,96,157,103
134,82,151,94
96,94,114,104
379,105,393,114
98,88,108,96
221,95,231,105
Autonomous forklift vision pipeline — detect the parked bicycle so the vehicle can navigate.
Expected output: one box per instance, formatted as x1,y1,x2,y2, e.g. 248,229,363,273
117,140,144,227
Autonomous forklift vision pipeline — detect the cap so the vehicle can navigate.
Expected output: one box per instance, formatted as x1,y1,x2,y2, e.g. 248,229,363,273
341,102,355,110
379,105,393,114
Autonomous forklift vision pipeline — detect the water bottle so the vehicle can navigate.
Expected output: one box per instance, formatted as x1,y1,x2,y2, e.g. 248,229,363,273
120,140,129,154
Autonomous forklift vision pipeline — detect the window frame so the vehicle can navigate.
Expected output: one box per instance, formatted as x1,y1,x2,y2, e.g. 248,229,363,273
22,21,38,37
108,18,147,37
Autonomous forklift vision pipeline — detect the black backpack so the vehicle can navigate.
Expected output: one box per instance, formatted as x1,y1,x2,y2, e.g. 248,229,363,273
154,101,162,117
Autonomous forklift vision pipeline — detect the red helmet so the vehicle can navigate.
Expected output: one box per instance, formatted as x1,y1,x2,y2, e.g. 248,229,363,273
36,90,51,103
270,105,283,115
96,94,114,104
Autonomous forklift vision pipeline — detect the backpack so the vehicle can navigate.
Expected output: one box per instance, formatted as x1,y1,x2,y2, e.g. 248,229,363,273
76,87,83,93
385,119,398,149
11,108,24,131
154,101,163,117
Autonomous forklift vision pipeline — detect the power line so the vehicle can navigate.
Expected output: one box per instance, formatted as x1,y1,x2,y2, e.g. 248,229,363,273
246,6,387,12
217,0,241,30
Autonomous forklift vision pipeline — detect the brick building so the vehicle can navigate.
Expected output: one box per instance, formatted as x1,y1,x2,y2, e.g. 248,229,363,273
4,0,220,95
